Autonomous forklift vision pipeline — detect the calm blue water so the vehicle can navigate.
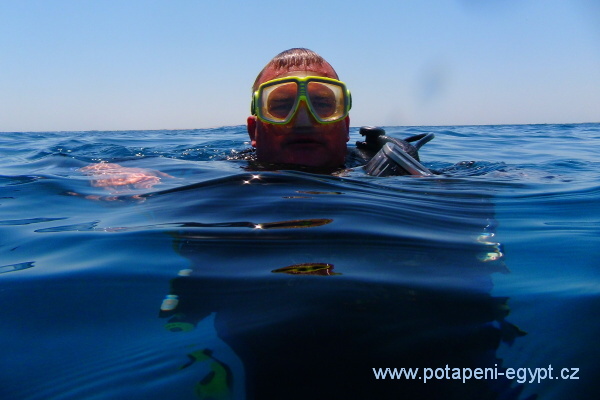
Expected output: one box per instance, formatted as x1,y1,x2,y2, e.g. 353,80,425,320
1,124,598,399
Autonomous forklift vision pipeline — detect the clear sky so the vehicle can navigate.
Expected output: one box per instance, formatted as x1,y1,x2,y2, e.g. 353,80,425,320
1,0,599,131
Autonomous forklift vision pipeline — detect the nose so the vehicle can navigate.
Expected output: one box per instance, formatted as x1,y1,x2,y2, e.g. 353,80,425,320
292,101,316,129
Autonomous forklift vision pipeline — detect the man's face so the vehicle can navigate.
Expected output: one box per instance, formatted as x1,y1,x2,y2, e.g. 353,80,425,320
247,64,350,169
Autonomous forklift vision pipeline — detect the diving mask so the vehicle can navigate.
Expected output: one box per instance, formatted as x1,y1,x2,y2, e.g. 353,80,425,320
251,76,352,125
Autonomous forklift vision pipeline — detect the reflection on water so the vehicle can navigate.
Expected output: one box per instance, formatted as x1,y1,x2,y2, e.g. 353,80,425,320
271,262,339,275
0,261,35,274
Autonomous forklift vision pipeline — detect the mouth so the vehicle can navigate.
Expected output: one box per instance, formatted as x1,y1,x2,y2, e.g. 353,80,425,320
286,138,324,147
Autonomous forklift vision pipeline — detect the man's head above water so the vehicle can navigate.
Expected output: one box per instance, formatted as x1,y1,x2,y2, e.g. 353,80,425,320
247,48,351,169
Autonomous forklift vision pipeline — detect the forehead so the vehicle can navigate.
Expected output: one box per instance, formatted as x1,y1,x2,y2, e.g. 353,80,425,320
257,63,339,86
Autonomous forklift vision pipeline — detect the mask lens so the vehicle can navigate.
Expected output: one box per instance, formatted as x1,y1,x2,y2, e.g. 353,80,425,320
261,82,298,122
255,77,349,124
307,82,344,121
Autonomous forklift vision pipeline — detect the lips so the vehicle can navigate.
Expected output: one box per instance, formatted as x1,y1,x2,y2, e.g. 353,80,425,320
285,137,324,147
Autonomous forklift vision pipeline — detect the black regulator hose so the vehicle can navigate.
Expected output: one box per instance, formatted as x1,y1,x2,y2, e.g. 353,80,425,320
356,126,435,177
404,132,435,151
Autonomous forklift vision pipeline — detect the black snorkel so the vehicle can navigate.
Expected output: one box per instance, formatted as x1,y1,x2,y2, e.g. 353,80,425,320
356,126,435,177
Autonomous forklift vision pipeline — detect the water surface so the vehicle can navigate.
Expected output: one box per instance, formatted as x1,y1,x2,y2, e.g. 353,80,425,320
1,124,598,399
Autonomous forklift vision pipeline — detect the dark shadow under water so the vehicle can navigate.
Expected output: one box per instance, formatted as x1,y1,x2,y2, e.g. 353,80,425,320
142,173,527,399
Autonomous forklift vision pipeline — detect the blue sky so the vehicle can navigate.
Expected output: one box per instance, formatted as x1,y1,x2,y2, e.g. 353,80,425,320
1,0,599,131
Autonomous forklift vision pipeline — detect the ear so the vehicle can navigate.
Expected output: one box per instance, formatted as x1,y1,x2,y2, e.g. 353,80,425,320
344,116,350,142
247,116,257,147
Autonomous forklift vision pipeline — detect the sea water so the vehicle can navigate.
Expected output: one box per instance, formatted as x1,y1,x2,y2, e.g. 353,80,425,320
0,124,598,399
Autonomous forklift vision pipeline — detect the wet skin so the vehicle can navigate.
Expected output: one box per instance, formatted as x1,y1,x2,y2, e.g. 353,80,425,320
247,65,350,169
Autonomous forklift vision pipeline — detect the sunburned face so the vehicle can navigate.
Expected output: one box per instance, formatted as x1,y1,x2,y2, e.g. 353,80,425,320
247,64,350,169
